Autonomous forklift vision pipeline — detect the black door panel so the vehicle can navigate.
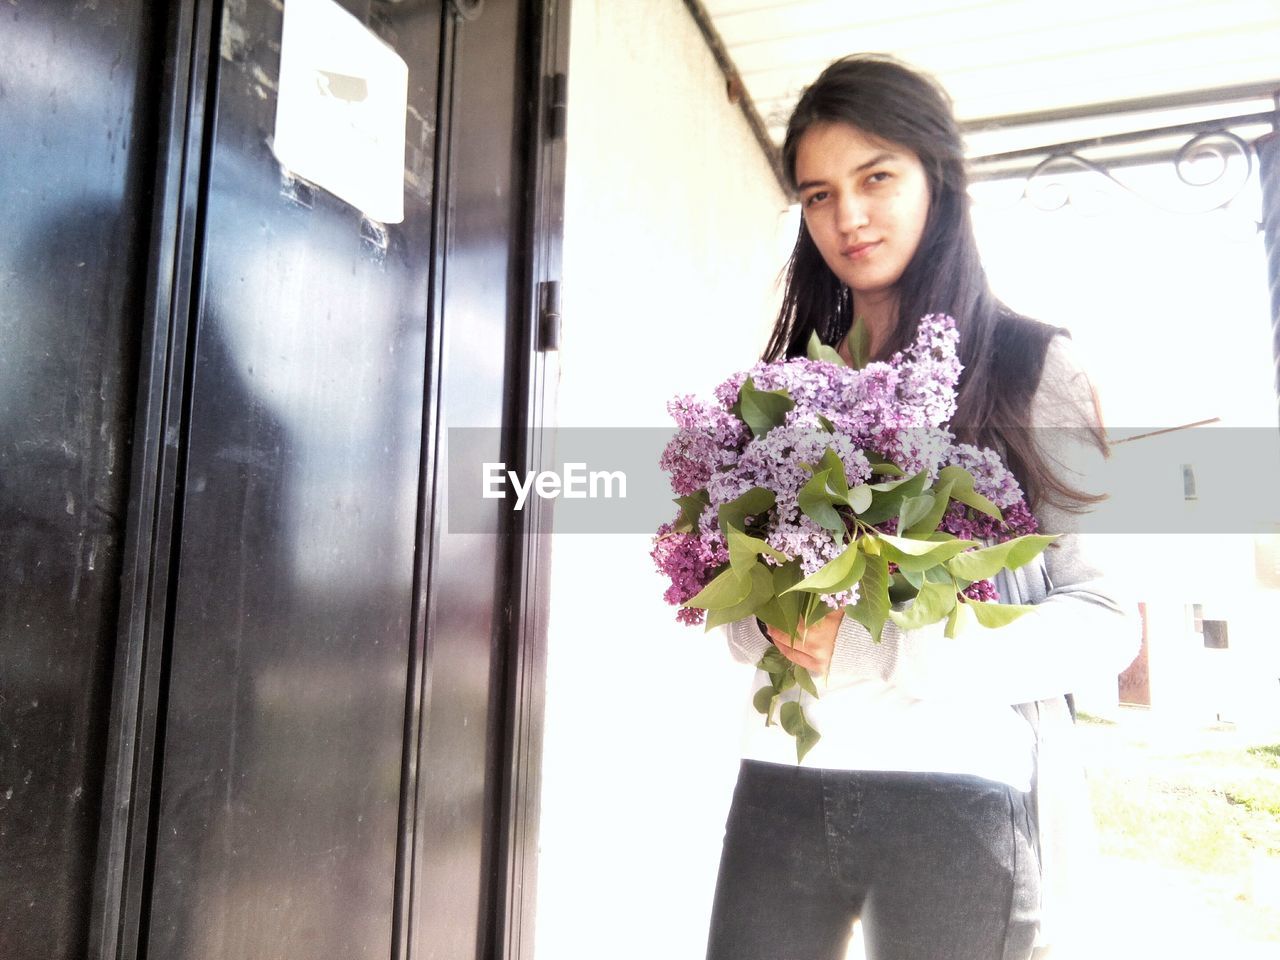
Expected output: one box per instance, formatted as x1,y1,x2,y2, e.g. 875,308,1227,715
144,2,441,957
0,4,159,957
1,0,549,958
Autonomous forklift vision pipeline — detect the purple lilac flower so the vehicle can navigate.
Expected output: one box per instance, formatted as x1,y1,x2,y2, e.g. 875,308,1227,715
654,313,1037,625
962,579,1000,602
741,356,856,409
659,394,749,496
650,519,730,626
713,371,749,410
946,442,1025,509
872,425,954,479
939,498,1038,542
889,313,963,428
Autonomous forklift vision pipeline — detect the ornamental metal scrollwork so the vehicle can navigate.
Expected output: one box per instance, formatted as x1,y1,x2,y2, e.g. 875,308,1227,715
1021,128,1254,216
1175,129,1251,189
1023,154,1121,213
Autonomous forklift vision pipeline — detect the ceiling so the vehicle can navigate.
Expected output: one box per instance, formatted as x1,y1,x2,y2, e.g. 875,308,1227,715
699,0,1280,159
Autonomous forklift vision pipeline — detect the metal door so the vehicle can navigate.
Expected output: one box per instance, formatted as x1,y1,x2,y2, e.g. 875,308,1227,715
2,1,563,958
0,3,159,957
142,0,441,956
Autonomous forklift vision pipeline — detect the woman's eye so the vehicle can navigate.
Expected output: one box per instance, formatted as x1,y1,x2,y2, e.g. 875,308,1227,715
803,191,828,206
867,171,891,184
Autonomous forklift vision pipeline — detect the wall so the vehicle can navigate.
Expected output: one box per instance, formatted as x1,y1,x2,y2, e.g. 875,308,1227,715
535,2,791,958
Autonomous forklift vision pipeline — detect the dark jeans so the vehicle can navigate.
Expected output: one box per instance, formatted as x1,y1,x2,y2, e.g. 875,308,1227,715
706,760,1040,960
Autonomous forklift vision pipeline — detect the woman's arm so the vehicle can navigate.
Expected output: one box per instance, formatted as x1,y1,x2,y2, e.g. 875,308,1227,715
866,334,1141,704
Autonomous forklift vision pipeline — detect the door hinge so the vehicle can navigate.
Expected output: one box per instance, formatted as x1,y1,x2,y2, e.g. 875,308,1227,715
547,72,567,141
538,280,561,352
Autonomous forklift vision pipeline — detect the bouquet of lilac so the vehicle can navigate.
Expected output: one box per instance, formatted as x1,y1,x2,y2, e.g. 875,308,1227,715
650,314,1055,760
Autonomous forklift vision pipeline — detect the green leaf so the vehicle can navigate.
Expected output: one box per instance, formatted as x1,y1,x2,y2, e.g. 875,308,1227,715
847,315,871,369
795,723,822,762
803,596,836,626
888,572,919,605
923,565,953,584
966,600,1037,628
817,448,851,498
1004,533,1059,568
944,597,973,638
858,470,931,524
897,493,936,535
905,479,955,537
797,468,846,533
734,377,795,439
779,702,822,762
780,700,805,735
900,567,924,589
672,490,710,533
868,460,905,477
936,465,1003,521
704,563,776,629
846,552,890,643
877,533,977,572
868,470,930,495
755,562,805,637
888,578,957,630
806,330,847,367
717,486,776,534
725,524,788,574
793,727,824,768
771,561,804,590
847,484,873,514
775,667,797,693
944,534,1059,582
784,539,866,595
816,413,836,433
682,564,752,611
757,646,791,675
794,666,819,697
752,685,775,715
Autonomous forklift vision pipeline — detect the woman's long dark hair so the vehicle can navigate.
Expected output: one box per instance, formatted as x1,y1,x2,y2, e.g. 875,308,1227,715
762,53,1103,513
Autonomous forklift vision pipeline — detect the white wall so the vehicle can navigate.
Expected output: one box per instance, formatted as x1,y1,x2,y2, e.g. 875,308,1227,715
534,2,791,959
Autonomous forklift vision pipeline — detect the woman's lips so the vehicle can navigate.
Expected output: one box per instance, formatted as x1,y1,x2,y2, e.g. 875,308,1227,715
842,241,879,260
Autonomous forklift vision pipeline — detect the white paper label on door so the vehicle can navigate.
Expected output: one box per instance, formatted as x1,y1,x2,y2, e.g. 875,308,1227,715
272,0,409,224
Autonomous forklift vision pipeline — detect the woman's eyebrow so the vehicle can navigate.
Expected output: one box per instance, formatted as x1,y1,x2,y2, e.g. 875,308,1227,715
796,152,899,192
854,151,898,171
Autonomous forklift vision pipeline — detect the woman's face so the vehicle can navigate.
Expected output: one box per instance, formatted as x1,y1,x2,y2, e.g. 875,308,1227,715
793,122,931,304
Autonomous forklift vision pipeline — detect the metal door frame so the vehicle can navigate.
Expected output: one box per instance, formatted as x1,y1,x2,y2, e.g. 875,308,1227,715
88,2,566,958
89,2,220,957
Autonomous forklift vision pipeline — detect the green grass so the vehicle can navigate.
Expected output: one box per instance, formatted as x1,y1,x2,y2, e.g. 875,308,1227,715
1073,710,1116,725
1247,743,1280,767
1080,722,1280,944
1225,781,1280,820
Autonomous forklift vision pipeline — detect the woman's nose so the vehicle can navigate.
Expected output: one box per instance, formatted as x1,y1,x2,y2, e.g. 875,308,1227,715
835,193,869,233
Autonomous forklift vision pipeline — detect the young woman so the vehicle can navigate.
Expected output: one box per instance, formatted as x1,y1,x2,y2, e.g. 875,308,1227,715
706,55,1139,960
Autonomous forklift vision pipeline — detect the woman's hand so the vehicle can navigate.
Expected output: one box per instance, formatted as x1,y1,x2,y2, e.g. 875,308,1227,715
765,609,844,675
